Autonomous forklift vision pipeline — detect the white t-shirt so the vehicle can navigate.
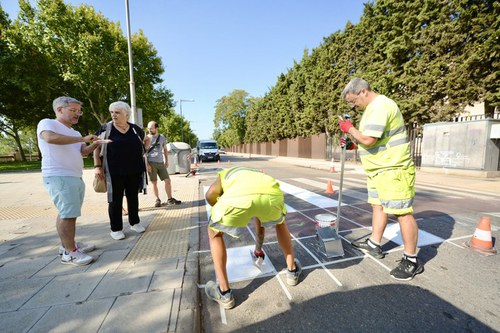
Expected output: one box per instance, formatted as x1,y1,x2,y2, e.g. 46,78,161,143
37,119,83,177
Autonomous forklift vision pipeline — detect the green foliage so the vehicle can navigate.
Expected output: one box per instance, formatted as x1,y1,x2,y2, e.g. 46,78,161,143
0,156,94,172
213,90,251,147
0,0,175,160
160,113,198,148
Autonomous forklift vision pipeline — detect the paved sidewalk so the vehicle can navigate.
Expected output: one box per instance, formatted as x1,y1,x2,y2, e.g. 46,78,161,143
0,169,200,333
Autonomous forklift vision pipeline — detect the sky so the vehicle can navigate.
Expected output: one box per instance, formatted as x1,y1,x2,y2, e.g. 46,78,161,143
2,0,367,140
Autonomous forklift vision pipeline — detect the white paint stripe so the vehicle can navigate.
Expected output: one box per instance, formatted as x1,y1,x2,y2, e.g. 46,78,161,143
219,305,227,325
294,177,336,189
289,228,343,287
286,204,297,213
318,176,366,185
297,177,368,201
276,273,292,300
444,239,467,249
416,182,500,199
278,180,340,208
448,234,473,241
383,223,445,247
368,254,392,271
321,176,499,200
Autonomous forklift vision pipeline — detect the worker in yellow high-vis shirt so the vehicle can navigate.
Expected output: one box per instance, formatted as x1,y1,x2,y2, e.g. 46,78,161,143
204,166,301,309
339,77,423,281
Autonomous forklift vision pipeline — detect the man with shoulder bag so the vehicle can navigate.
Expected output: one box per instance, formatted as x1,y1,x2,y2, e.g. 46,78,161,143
146,121,181,207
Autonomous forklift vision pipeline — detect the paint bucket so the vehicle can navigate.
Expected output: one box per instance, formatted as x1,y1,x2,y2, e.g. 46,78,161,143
314,213,337,229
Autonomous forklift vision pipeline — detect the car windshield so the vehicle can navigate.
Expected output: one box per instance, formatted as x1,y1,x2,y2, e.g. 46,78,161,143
201,143,217,149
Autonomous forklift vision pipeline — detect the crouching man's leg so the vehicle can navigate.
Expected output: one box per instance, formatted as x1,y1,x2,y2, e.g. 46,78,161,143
205,226,235,309
275,221,302,286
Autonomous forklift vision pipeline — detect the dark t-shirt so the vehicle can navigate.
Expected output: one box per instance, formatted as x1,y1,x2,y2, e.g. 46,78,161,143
96,123,145,176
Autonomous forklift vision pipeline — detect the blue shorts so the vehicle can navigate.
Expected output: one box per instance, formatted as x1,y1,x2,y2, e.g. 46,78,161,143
43,176,85,218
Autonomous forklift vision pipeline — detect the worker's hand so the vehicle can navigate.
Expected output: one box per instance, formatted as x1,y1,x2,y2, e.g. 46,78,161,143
340,137,357,150
338,118,353,133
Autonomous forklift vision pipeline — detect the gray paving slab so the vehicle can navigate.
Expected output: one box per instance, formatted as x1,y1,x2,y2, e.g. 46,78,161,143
0,255,56,279
21,272,104,309
98,290,174,333
89,268,152,299
0,276,52,312
85,249,130,273
0,308,49,333
149,268,184,291
28,298,115,333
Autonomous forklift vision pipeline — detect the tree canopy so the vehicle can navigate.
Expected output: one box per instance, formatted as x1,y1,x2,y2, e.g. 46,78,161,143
0,0,178,159
217,0,498,143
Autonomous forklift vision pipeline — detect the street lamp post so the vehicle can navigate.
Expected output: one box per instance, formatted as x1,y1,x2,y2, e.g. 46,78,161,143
179,99,194,143
124,0,136,124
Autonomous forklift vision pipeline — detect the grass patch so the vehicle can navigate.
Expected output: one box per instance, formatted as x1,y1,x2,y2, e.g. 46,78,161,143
0,158,95,173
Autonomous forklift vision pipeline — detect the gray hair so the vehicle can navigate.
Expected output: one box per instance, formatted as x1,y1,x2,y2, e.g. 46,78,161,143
341,78,371,100
52,96,82,113
109,101,131,118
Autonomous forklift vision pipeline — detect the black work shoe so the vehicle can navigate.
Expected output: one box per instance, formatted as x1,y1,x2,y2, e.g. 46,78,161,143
166,197,181,205
351,238,385,259
390,257,424,281
154,199,161,208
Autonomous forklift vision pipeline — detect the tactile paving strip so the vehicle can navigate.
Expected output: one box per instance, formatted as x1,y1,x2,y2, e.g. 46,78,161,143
0,198,157,221
0,206,57,220
126,204,194,261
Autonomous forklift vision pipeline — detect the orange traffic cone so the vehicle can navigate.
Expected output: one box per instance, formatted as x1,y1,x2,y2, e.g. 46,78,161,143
217,159,220,164
325,180,335,194
194,156,198,167
465,216,497,255
329,159,335,173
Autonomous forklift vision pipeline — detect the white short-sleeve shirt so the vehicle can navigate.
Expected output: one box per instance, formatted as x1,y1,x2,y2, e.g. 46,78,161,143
37,119,83,177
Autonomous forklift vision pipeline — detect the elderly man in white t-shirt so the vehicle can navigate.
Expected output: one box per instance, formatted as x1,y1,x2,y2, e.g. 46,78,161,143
37,96,104,266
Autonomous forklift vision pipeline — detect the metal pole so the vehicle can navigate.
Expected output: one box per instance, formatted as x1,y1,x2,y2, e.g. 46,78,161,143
125,0,136,124
179,99,194,143
336,133,347,230
180,100,183,142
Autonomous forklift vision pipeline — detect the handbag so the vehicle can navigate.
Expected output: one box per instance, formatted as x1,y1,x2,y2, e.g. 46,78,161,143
93,121,112,193
93,174,106,193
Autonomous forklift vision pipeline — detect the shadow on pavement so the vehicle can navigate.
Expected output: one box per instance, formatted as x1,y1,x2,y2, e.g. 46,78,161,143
206,284,495,333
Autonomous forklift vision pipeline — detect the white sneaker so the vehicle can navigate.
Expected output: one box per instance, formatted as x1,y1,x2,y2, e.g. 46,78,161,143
61,250,94,266
58,242,96,255
130,224,145,233
110,230,126,240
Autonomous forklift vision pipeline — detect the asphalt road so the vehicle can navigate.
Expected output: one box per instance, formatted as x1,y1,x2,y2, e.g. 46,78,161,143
195,156,500,333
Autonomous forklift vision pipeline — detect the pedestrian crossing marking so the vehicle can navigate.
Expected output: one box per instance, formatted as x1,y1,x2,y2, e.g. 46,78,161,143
299,177,368,201
383,222,444,247
278,180,340,208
